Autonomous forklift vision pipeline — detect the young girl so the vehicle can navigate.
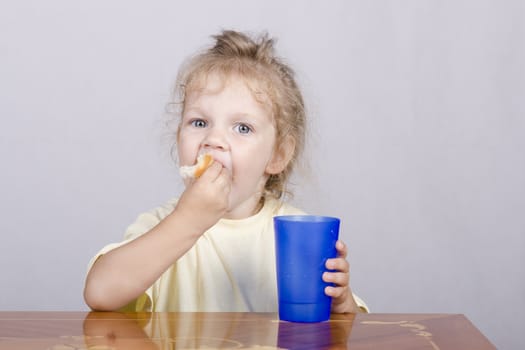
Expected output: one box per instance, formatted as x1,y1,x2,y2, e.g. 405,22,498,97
84,30,367,313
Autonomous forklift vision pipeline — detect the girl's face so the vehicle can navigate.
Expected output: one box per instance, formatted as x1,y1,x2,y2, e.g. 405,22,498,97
178,74,284,218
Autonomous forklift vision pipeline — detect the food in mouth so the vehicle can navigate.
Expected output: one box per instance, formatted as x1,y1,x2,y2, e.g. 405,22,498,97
179,153,213,179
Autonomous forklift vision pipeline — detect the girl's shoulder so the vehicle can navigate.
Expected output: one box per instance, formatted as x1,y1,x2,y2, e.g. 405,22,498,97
270,198,306,216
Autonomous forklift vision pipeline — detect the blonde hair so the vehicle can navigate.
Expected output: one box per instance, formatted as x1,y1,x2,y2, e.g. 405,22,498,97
173,30,306,199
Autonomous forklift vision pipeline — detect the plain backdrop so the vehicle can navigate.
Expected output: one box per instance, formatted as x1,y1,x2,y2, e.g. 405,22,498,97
1,1,524,349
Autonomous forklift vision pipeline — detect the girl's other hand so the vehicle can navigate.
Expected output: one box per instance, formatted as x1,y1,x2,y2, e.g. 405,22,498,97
323,240,362,313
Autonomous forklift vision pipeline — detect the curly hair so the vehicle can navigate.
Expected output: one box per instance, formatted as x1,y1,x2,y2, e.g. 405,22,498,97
172,30,306,200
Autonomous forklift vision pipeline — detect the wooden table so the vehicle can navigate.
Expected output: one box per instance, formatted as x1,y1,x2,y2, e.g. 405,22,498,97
0,312,495,349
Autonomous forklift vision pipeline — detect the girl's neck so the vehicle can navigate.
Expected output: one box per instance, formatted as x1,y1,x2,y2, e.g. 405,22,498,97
223,196,265,220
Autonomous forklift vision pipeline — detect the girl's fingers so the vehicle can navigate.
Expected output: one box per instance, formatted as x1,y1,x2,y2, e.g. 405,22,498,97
336,240,348,258
323,271,349,286
324,285,348,298
199,161,222,180
325,257,349,273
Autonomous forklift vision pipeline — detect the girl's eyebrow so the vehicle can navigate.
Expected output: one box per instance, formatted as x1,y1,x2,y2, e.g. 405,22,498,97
183,106,206,117
231,110,270,120
230,112,253,119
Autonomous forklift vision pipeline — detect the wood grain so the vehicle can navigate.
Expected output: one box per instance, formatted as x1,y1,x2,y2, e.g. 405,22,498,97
0,312,495,349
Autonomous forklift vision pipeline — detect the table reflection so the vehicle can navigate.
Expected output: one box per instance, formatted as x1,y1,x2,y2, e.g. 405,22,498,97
0,312,494,349
82,312,354,349
83,312,158,349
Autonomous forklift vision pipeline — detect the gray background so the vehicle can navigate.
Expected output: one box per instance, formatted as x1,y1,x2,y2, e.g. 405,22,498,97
1,1,523,349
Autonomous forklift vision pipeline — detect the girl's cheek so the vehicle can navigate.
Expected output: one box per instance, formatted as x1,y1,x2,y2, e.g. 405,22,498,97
177,137,199,165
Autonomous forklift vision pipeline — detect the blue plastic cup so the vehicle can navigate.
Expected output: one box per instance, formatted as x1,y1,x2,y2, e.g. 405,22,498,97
274,215,340,322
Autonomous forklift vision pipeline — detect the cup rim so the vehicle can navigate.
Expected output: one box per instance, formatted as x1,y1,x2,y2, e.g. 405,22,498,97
273,215,340,223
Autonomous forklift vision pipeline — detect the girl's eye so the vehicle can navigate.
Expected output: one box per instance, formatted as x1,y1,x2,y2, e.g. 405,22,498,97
190,119,207,128
235,123,252,134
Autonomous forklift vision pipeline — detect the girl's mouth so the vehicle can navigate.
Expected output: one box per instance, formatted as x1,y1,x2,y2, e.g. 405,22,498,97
198,148,232,172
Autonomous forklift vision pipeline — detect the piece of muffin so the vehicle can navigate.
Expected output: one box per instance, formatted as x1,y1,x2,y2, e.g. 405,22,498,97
179,154,213,179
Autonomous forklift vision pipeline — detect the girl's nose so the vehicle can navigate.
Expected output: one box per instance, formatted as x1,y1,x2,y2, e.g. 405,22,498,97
202,128,229,151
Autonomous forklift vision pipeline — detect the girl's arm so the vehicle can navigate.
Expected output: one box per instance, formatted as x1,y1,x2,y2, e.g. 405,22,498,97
84,162,230,311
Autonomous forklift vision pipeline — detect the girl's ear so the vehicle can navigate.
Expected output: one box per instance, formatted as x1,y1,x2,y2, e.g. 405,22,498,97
266,135,296,174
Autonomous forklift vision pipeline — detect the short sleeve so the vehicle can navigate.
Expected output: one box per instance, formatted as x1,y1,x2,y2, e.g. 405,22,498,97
123,198,179,240
85,198,179,311
353,293,370,313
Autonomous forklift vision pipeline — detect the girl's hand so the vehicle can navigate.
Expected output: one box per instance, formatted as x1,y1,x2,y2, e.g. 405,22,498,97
175,161,231,232
323,240,362,313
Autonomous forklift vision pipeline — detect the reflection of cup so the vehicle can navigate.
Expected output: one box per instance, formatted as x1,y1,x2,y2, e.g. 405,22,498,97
274,215,340,323
277,317,352,350
277,321,331,348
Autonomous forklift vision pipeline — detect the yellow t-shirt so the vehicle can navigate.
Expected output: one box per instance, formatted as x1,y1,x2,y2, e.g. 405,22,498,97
88,197,368,312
